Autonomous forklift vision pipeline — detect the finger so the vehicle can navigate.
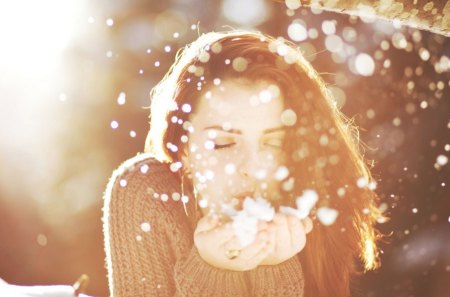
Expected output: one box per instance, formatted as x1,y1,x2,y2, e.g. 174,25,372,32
239,231,269,260
301,217,313,234
222,235,243,251
287,215,303,234
273,213,290,255
194,215,219,236
268,225,276,247
207,222,235,243
244,241,274,268
266,226,276,256
287,215,306,251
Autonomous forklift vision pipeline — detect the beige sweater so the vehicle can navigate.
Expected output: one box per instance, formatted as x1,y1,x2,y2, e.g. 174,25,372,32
103,153,305,296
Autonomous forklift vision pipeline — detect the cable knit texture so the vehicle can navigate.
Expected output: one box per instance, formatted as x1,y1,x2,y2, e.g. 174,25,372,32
103,153,305,296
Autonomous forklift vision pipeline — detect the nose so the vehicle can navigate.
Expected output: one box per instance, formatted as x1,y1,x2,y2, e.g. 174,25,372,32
238,167,250,177
237,165,257,194
237,151,269,198
238,147,264,180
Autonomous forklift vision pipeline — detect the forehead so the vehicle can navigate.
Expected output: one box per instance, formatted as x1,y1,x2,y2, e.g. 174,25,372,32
190,79,285,130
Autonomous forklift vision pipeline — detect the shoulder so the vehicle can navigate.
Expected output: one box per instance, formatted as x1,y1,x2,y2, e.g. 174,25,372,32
102,154,190,296
107,152,173,185
106,152,180,195
102,152,200,241
103,152,185,220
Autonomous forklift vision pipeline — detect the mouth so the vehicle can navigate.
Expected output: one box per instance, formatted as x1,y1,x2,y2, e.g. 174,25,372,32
235,191,255,200
231,191,255,209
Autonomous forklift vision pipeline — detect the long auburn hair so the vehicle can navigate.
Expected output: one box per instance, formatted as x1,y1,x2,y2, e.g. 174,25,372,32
144,30,383,297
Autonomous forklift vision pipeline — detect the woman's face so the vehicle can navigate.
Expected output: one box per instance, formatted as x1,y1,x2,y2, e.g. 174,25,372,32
182,79,288,215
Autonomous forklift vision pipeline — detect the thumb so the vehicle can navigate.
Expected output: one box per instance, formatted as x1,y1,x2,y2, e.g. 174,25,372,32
194,214,219,235
301,217,313,234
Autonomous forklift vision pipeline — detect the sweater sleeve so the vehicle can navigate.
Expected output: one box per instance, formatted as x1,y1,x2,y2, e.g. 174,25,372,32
173,246,249,297
103,154,249,297
246,255,305,296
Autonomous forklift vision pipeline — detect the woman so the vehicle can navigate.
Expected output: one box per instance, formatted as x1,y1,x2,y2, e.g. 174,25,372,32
103,30,383,296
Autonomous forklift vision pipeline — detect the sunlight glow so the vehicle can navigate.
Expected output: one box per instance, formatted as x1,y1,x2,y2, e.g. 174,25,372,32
364,238,376,270
0,0,84,77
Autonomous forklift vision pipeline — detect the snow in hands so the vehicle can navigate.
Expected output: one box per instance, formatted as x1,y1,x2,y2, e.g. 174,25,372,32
221,190,338,247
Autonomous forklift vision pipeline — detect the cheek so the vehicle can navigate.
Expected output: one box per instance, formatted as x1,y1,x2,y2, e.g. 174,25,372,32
192,149,239,176
261,150,282,168
190,158,231,194
251,150,286,180
188,146,286,197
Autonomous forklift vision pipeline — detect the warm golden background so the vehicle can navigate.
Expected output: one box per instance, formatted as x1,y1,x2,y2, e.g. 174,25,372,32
0,1,449,296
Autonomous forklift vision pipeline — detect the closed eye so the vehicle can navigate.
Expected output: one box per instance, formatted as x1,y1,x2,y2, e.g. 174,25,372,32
263,139,283,149
214,142,236,150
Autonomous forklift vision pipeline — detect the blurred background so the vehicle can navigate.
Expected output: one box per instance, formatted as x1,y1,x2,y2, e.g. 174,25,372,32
0,0,448,296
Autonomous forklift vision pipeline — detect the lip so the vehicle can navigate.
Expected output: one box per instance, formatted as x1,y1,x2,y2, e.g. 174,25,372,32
234,191,255,200
229,191,256,210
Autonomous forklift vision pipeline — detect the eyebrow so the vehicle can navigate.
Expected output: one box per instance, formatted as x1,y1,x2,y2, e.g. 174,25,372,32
203,125,285,134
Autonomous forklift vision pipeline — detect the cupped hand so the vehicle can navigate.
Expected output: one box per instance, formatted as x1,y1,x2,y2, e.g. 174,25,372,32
260,213,313,265
194,215,274,271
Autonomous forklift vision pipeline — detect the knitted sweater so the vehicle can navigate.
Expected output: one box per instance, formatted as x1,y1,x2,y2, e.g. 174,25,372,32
103,153,305,296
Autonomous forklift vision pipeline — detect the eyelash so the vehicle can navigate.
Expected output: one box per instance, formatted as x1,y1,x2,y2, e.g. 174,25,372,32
213,142,282,150
214,143,236,150
265,143,283,149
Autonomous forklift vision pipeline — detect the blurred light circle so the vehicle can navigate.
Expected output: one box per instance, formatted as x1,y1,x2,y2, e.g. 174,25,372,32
321,20,336,35
286,8,295,16
325,34,343,53
434,56,450,73
328,86,347,109
345,44,356,56
110,120,119,129
436,155,448,166
117,92,126,105
419,48,430,61
222,0,269,27
353,53,375,76
331,52,346,64
276,43,289,56
119,20,154,51
298,42,316,62
392,32,407,49
140,222,151,232
285,0,301,10
106,18,114,26
37,234,48,246
342,26,357,42
154,9,188,43
281,109,297,126
232,57,248,72
288,21,307,42
308,28,319,39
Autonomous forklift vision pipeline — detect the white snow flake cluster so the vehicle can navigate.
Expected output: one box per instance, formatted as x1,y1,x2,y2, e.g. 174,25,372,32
222,197,275,247
279,189,319,219
222,190,339,247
